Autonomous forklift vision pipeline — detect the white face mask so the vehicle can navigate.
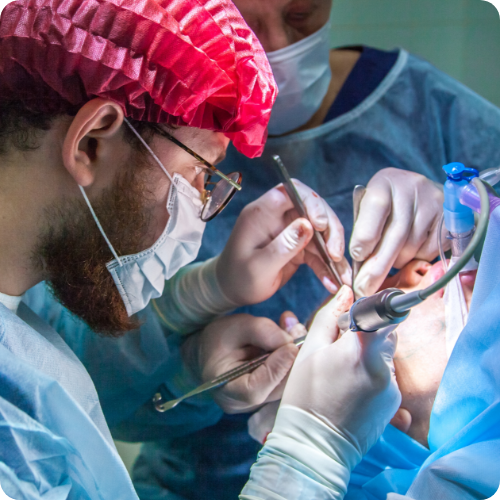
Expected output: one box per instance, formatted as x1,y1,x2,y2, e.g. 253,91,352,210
266,21,332,135
79,119,206,317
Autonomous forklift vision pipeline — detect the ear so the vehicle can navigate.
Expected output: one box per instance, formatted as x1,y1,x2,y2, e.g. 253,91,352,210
62,99,125,187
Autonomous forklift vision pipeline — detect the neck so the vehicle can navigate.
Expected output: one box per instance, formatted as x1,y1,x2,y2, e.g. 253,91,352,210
273,48,361,137
0,156,46,296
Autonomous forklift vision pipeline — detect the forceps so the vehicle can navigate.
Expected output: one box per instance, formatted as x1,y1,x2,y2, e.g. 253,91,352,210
154,335,307,412
272,155,343,286
351,185,366,294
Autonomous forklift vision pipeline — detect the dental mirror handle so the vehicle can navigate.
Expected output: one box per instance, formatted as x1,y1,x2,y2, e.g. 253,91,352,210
351,185,366,293
272,155,343,286
154,334,307,412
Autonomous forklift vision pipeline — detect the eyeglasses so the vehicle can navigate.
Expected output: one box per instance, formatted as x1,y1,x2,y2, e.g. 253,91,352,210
151,125,242,222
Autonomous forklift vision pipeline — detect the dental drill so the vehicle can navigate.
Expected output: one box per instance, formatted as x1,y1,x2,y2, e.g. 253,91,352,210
337,164,494,333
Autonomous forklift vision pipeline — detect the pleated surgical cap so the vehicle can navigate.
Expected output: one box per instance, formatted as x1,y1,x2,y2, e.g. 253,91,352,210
0,0,277,157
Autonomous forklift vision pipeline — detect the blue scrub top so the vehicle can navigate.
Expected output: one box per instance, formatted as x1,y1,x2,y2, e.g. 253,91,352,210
130,48,500,500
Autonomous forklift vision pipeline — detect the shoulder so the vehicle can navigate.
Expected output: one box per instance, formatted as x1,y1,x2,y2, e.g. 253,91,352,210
399,51,494,104
363,49,500,120
0,388,95,500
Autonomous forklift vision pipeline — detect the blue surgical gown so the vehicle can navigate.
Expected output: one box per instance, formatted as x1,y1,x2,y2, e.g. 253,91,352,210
24,47,500,499
0,301,138,499
14,284,223,499
400,205,500,498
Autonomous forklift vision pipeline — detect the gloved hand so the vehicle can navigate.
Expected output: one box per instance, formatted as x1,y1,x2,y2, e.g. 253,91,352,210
281,285,400,454
241,286,401,500
216,180,351,307
181,313,305,413
248,311,308,444
351,168,445,297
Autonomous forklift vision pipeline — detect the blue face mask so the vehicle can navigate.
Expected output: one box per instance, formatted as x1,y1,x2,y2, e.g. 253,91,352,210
79,119,206,317
266,21,332,135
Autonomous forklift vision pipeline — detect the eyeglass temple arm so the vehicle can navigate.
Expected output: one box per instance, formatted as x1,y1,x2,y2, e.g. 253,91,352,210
211,169,242,191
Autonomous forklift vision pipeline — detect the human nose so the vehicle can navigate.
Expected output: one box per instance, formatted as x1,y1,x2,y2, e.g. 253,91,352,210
259,17,293,52
403,261,433,288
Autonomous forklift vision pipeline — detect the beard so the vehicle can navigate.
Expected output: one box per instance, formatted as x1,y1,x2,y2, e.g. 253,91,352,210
35,151,159,337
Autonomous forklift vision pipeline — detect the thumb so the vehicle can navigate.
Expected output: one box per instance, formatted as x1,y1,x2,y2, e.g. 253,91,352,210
259,218,314,271
244,343,299,406
297,285,353,363
360,324,398,376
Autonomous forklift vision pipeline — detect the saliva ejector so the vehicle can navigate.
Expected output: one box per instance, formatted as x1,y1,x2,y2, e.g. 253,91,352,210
337,163,499,333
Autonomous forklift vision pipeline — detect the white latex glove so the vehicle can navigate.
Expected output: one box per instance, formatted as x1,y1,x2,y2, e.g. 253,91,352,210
281,285,401,455
181,314,305,414
351,168,445,297
216,180,351,306
248,312,308,444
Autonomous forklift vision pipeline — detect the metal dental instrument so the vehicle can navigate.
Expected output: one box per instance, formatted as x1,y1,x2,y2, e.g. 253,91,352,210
272,155,343,286
351,185,366,293
154,335,307,412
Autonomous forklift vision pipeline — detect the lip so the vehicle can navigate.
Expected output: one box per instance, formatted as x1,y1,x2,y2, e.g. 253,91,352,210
428,261,447,298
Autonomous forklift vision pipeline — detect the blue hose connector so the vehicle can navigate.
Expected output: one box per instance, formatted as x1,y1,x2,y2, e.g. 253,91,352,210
443,162,478,234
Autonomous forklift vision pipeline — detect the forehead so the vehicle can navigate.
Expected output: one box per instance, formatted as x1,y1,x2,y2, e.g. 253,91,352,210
234,0,331,35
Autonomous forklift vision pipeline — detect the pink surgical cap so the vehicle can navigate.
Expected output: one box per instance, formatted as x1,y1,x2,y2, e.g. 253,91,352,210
0,0,277,157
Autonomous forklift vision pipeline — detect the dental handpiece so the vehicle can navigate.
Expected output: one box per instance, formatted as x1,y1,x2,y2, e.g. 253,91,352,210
338,177,491,334
337,288,410,332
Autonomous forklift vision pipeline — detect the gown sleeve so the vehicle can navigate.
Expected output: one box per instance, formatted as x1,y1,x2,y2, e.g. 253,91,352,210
23,282,223,442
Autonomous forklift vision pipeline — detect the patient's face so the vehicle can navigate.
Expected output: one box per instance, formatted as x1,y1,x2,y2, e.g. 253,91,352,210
380,261,476,447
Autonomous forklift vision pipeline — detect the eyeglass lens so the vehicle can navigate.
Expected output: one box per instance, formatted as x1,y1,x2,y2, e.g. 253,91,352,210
201,172,241,222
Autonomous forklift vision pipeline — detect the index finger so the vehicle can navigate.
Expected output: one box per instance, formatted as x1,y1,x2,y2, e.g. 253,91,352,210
353,209,412,297
237,316,295,353
293,180,345,260
360,325,398,377
350,185,392,262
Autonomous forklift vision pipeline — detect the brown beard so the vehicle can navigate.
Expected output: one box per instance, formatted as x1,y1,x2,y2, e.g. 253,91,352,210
35,152,158,337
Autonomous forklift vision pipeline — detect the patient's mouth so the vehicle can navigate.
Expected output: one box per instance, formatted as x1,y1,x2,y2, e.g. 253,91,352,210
428,261,447,297
427,261,477,301
459,270,478,310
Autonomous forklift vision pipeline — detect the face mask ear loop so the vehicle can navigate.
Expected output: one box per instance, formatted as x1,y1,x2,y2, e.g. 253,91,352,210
78,185,123,267
123,118,174,183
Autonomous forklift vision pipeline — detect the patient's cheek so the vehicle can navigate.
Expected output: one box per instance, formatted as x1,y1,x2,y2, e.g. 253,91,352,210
393,295,447,448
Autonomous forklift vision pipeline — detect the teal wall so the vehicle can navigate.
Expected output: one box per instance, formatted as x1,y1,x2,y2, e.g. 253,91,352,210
330,0,500,106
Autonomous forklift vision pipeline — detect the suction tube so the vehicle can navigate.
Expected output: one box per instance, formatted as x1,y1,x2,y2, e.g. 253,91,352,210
338,177,490,332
